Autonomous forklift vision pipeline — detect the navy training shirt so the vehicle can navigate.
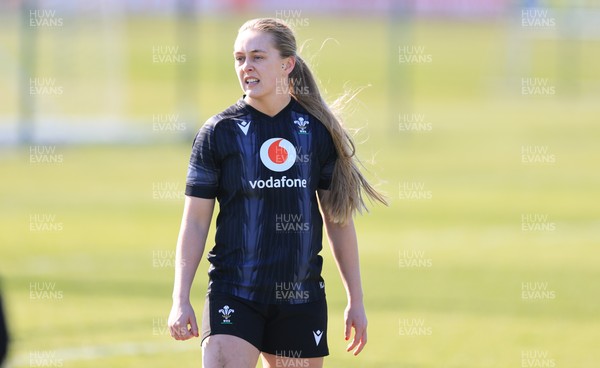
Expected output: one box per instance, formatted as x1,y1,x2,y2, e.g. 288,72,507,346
185,97,337,304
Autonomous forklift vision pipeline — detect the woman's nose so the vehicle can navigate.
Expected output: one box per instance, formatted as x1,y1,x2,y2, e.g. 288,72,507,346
242,60,254,72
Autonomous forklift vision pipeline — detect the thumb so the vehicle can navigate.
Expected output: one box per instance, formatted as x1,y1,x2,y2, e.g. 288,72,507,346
190,314,199,337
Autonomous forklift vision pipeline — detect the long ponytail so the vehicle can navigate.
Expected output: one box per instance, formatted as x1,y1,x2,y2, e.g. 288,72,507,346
239,18,387,224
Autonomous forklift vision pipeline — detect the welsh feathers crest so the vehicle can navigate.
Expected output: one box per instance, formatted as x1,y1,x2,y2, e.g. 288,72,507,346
293,117,309,133
219,305,234,324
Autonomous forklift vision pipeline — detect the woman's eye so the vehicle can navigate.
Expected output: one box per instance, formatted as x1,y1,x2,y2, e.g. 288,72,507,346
235,56,244,62
254,56,263,60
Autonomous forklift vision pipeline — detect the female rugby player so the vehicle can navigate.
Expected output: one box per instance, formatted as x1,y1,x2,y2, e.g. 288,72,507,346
168,18,386,368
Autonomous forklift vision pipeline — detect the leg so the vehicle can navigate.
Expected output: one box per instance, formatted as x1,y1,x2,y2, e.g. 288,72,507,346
201,292,268,368
261,353,323,368
202,334,260,368
260,299,329,368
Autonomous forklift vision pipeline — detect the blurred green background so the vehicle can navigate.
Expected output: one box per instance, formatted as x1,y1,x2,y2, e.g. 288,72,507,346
1,1,599,367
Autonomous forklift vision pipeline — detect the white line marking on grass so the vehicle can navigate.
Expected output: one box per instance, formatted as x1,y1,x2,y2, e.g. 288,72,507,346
6,341,198,367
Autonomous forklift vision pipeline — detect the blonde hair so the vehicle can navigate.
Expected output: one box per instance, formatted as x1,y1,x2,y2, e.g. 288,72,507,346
239,18,387,224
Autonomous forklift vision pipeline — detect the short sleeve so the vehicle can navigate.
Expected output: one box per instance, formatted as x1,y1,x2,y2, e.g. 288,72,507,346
185,121,220,198
318,129,338,190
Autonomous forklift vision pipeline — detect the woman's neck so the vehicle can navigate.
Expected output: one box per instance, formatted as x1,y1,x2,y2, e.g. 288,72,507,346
245,94,291,117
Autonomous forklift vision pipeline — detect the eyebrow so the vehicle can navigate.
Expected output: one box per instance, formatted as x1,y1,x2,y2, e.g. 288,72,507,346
233,49,267,55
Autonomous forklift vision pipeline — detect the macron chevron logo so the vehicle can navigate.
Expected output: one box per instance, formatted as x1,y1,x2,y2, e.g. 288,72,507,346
313,330,323,346
237,120,251,135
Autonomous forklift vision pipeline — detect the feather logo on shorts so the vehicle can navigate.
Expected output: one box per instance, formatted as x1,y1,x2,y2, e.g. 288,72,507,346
219,305,234,324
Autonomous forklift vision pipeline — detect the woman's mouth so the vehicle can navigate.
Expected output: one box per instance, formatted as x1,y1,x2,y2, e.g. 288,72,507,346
245,77,260,86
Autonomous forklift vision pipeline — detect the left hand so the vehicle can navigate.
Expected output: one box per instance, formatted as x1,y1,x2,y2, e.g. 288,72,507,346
344,301,368,355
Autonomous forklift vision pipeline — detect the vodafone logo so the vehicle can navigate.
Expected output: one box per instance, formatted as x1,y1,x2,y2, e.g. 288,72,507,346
250,138,306,189
259,138,297,172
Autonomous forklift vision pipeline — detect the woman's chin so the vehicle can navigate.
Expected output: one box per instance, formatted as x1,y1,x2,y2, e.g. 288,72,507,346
244,89,265,99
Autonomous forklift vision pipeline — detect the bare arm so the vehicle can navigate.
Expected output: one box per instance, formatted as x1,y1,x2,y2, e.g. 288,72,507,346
168,195,215,340
318,190,367,356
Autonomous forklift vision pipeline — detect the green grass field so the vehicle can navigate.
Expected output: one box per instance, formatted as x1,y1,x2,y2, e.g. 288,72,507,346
1,14,600,367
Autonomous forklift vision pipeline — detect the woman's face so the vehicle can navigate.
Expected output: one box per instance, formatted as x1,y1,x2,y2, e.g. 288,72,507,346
234,30,290,101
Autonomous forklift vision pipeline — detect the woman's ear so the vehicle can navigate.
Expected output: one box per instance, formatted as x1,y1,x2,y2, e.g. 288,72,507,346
282,56,296,75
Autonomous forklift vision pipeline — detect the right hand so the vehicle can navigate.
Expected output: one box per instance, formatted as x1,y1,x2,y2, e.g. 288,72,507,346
168,302,199,340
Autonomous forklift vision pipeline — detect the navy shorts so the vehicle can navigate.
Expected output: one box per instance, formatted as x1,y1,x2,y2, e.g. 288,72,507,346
201,292,329,358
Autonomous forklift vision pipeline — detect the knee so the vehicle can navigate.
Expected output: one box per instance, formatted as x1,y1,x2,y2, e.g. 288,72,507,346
202,335,259,368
